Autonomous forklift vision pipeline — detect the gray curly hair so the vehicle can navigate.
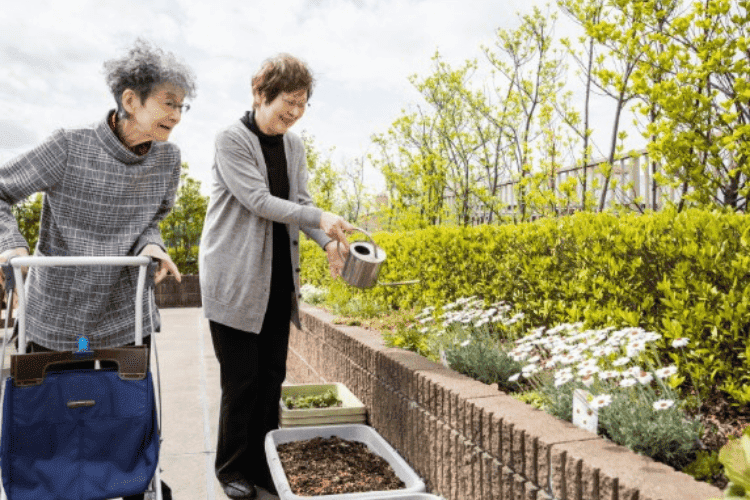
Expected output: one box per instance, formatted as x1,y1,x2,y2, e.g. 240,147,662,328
104,39,197,119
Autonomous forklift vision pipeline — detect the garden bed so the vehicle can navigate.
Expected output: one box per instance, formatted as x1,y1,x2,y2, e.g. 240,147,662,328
303,291,740,492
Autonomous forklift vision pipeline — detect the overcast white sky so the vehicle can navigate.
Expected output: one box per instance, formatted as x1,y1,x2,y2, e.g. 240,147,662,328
1,0,602,196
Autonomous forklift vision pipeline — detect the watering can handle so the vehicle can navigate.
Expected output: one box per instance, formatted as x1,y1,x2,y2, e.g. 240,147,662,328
336,227,378,261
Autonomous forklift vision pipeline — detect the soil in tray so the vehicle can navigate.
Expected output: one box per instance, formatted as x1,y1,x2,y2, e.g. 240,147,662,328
277,436,406,495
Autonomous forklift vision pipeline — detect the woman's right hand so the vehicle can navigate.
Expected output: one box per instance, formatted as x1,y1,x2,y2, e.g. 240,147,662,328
319,212,355,251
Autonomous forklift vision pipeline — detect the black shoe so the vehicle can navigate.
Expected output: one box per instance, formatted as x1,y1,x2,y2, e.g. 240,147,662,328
220,479,257,500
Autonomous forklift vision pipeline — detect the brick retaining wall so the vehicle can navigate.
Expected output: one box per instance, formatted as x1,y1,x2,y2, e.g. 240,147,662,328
287,303,723,500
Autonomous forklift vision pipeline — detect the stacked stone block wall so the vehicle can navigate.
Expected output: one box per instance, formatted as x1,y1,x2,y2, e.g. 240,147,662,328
287,304,722,500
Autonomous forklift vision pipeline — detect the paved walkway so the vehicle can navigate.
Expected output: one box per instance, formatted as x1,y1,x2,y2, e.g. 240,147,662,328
1,307,280,500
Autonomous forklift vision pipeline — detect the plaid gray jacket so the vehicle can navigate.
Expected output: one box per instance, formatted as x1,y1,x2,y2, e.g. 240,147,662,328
0,111,181,350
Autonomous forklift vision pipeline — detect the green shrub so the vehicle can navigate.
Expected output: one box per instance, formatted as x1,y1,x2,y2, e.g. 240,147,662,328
683,450,723,484
300,209,750,406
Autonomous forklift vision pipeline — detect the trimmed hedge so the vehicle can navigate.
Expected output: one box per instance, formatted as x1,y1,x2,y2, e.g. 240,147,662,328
300,209,750,405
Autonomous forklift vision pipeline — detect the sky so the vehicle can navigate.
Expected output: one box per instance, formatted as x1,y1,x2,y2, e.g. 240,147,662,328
0,0,603,196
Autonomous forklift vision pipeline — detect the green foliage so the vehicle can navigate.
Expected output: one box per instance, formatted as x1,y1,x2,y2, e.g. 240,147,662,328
382,323,432,358
11,193,42,252
300,284,327,305
282,389,342,410
160,164,208,275
684,450,723,484
302,133,341,213
300,208,750,407
711,427,750,499
325,280,389,319
598,391,703,470
512,390,548,410
443,337,523,391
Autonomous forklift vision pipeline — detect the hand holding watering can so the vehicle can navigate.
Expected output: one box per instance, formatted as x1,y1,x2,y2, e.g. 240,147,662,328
321,212,416,289
320,212,386,288
321,212,355,278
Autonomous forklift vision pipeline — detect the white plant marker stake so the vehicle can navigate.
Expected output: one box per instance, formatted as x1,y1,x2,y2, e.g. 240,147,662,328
572,389,598,434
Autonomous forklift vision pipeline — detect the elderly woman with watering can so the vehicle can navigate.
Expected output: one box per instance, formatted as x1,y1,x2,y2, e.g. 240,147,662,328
199,53,354,499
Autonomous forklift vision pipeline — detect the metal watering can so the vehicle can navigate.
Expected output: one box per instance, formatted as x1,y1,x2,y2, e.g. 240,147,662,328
337,228,387,289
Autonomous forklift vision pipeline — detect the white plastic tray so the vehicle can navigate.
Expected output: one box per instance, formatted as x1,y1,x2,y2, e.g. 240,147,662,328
265,424,426,499
280,383,366,428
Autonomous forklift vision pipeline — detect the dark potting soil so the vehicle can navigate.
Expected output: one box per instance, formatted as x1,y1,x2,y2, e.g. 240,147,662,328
277,436,406,495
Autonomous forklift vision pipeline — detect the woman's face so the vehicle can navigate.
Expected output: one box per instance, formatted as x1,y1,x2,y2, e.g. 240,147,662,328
124,83,187,144
254,88,308,136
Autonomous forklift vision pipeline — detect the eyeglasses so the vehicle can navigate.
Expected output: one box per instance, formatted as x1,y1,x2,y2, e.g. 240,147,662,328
282,97,309,110
162,100,191,114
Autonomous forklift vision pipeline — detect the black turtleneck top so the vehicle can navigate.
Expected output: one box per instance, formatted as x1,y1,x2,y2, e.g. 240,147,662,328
241,111,293,294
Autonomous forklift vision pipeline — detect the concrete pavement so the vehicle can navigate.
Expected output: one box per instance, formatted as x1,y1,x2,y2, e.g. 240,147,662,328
153,307,281,500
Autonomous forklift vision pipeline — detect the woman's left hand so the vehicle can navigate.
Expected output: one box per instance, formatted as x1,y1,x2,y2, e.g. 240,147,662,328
325,240,347,279
139,244,182,284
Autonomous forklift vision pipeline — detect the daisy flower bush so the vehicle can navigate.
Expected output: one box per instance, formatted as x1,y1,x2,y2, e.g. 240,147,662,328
412,297,526,391
507,323,703,470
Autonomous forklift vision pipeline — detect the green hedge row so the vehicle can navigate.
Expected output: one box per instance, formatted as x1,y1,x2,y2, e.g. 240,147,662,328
300,209,750,405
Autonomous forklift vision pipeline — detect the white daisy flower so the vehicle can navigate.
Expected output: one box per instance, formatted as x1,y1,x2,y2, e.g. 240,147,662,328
626,342,646,357
624,327,646,340
671,338,690,348
602,345,617,356
653,399,675,411
560,353,581,365
655,366,678,379
599,370,620,380
619,378,637,388
623,366,643,378
636,371,654,385
554,373,574,387
578,366,600,378
643,331,662,343
612,356,631,367
581,374,595,387
591,347,608,358
522,363,538,373
590,394,613,409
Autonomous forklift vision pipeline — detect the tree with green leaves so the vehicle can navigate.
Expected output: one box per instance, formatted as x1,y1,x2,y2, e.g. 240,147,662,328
302,133,342,214
633,0,750,212
159,163,208,275
10,193,43,252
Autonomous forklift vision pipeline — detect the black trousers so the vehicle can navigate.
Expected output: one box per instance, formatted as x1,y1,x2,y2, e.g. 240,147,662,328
209,285,292,486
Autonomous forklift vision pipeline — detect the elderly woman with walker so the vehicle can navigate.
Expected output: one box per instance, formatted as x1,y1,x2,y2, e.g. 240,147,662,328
0,39,196,500
199,53,354,499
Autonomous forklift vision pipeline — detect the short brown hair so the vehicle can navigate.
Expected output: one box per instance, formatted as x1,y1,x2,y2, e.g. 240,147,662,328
251,53,314,109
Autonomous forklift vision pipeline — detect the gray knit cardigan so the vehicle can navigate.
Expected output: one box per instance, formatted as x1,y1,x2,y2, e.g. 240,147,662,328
199,119,331,333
